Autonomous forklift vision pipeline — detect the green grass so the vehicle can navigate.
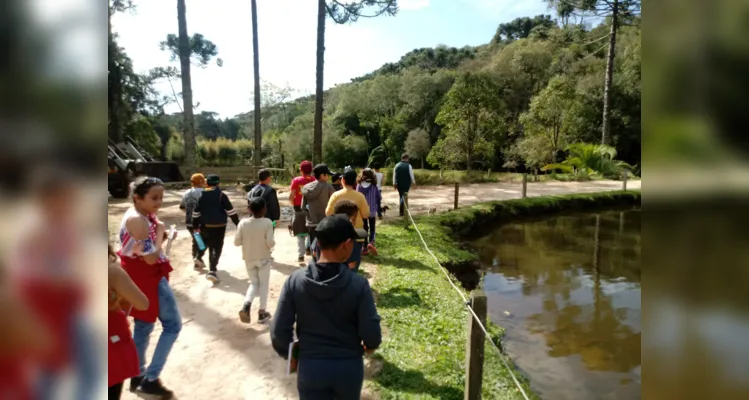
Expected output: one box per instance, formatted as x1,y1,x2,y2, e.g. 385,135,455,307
369,190,641,399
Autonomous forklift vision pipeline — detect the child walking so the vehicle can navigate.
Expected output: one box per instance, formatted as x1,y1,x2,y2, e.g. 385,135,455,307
356,168,381,253
179,173,206,270
119,176,180,398
234,197,275,324
192,174,240,284
374,167,384,220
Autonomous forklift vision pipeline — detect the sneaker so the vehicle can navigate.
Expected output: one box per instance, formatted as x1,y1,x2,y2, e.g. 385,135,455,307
258,310,272,324
238,303,251,324
194,258,206,270
305,249,311,256
206,272,220,284
129,375,144,393
137,378,174,398
297,256,305,263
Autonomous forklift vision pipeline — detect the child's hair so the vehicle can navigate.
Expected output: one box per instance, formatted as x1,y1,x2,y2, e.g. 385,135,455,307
331,172,342,183
131,176,164,199
258,169,271,182
190,173,205,187
333,199,358,219
249,197,266,215
357,168,375,185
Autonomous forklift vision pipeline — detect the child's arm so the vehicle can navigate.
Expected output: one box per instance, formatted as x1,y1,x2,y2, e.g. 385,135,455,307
266,220,276,251
126,216,162,265
325,193,337,216
222,193,240,226
233,219,244,247
109,263,149,310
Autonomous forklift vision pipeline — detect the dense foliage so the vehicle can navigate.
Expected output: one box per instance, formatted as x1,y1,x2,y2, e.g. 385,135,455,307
112,10,640,172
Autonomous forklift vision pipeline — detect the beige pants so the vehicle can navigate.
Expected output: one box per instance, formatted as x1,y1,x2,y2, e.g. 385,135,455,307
244,258,271,309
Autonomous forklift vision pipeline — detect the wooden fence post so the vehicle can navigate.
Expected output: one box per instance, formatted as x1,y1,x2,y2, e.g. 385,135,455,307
454,182,460,210
622,170,628,191
465,291,487,400
522,173,528,199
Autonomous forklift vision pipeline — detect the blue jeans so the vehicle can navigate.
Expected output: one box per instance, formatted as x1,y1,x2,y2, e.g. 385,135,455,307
347,241,363,272
133,277,182,381
297,358,364,400
36,315,100,400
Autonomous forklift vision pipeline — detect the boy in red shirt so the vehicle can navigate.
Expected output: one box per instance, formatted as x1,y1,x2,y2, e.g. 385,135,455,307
289,161,316,262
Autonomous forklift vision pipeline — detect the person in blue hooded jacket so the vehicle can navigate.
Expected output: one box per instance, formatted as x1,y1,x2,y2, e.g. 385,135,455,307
270,215,381,400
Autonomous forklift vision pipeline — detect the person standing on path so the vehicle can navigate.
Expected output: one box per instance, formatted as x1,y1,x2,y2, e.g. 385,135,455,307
248,169,281,228
356,168,381,252
393,153,416,217
301,164,335,257
191,174,240,284
118,176,180,398
374,167,384,220
271,215,382,400
290,161,316,261
234,197,275,325
179,173,206,270
325,169,370,272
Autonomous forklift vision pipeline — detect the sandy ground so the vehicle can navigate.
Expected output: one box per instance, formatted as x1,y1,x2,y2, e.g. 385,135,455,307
109,179,639,400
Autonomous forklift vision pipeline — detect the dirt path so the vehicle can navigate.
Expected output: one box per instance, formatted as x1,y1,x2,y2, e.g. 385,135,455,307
110,179,638,400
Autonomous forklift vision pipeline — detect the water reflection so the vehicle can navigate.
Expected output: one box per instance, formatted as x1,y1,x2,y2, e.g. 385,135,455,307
473,210,641,400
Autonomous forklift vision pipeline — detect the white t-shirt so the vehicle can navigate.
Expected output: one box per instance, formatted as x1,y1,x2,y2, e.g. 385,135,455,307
375,172,384,190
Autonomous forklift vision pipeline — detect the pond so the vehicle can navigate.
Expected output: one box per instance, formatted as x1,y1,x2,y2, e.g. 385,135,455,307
471,209,641,400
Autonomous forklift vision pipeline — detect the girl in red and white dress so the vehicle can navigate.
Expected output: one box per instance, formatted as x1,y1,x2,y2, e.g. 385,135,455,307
118,176,180,398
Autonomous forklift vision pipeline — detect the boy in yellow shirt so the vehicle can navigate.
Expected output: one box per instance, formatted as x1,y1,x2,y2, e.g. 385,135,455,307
325,169,369,271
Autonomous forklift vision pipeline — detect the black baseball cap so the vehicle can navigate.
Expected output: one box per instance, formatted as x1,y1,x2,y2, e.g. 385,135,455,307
315,214,359,249
206,174,220,186
313,164,332,177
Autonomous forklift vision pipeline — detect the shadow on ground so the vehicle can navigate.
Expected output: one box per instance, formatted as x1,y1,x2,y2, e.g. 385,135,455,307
372,357,463,399
374,256,434,272
376,287,422,309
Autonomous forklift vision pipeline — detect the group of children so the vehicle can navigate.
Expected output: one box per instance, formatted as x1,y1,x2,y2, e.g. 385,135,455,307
106,163,387,399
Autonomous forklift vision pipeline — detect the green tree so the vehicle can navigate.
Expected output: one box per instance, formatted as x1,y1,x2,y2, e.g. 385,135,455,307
518,75,579,165
165,0,223,168
313,0,399,164
545,0,641,145
404,128,431,169
428,72,502,171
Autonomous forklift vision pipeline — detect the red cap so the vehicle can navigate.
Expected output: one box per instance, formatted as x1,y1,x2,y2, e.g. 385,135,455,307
300,160,313,174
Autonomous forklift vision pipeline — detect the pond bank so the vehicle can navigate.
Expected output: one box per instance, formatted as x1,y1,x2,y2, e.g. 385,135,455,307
368,190,640,399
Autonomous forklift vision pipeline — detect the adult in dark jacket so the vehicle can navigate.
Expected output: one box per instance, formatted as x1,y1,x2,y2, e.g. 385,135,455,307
301,164,335,245
191,174,239,284
393,153,416,216
271,215,381,400
247,169,280,225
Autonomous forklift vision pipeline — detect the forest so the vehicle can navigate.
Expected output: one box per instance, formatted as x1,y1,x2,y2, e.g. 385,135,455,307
109,3,641,178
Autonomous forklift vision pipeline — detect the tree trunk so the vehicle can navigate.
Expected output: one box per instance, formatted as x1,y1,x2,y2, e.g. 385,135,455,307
177,0,196,168
312,0,326,164
108,11,121,143
601,0,618,146
251,0,262,167
421,157,424,169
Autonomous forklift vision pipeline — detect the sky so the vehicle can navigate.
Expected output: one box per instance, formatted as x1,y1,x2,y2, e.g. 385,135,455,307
111,0,552,118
